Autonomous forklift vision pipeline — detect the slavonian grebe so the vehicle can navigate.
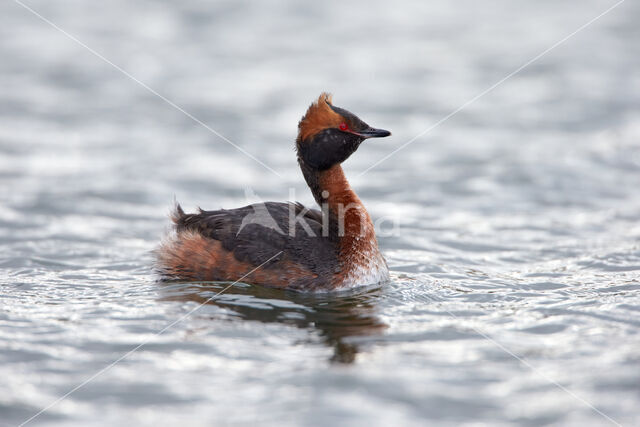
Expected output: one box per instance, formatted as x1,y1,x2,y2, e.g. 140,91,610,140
156,93,391,291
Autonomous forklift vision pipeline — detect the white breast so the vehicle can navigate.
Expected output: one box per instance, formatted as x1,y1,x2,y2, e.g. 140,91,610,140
339,246,390,290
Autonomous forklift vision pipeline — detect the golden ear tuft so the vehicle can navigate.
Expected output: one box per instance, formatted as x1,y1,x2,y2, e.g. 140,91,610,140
320,92,333,105
298,92,343,142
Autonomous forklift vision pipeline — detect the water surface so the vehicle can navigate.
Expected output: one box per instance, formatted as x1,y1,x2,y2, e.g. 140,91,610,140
1,0,639,425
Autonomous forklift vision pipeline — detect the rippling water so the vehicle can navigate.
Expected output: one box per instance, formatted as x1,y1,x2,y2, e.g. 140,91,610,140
1,0,639,425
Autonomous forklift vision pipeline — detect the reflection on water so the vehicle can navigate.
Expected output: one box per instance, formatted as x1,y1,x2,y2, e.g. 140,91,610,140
159,282,387,364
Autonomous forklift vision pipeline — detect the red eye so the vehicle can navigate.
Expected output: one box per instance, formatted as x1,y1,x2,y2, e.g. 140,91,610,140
339,122,348,131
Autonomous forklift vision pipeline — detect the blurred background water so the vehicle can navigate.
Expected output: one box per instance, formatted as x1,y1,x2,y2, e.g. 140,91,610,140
1,0,639,425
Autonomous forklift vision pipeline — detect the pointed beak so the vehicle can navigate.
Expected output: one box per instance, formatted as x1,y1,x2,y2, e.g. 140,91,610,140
357,127,392,139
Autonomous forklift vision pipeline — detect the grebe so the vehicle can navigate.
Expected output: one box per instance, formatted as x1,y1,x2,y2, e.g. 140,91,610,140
156,93,392,291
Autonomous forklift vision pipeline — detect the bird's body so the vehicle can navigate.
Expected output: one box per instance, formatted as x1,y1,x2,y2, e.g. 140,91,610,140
156,93,391,292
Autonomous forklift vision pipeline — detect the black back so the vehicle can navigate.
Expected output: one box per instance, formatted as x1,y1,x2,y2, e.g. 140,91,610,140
174,202,340,276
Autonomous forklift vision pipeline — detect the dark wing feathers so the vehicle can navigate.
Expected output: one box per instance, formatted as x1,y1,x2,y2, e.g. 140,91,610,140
173,202,337,272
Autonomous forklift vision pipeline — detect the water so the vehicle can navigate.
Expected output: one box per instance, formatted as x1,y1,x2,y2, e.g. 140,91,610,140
1,0,639,425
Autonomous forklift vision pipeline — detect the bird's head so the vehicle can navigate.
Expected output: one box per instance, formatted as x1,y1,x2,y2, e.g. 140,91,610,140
296,93,391,170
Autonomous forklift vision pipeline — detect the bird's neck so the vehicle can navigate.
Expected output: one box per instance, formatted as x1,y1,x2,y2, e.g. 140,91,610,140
300,162,376,245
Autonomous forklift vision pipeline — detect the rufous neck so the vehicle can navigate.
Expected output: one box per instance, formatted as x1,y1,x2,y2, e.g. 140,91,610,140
299,162,375,242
